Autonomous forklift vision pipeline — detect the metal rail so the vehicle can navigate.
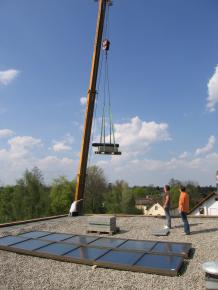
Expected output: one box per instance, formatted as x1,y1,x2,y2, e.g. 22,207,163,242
0,214,68,228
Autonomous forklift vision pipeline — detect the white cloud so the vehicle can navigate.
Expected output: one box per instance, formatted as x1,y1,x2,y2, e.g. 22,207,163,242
179,151,189,159
113,116,171,155
0,131,218,186
0,129,14,138
80,97,87,106
52,133,74,152
195,135,216,156
53,143,72,152
37,156,75,182
0,134,77,185
0,135,43,184
95,151,218,186
206,65,218,112
8,136,42,158
0,69,19,86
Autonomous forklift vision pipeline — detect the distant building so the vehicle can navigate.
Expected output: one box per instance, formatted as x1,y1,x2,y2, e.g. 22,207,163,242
146,202,165,216
135,196,158,215
189,192,218,216
135,197,179,217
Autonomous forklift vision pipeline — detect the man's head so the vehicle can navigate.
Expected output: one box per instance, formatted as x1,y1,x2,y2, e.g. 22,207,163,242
164,185,170,192
180,186,186,192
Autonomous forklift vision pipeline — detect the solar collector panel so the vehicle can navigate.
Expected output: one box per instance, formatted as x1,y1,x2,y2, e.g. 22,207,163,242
0,236,30,246
35,242,79,256
39,233,75,242
133,253,184,276
118,240,155,252
95,249,144,266
0,231,191,276
18,231,52,239
150,242,191,257
63,246,110,261
63,235,100,244
9,239,52,251
89,237,126,248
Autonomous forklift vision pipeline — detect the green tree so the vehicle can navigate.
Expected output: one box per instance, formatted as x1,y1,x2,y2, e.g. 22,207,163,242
13,167,49,220
0,186,14,223
105,180,127,213
84,166,107,213
105,181,141,214
50,176,75,214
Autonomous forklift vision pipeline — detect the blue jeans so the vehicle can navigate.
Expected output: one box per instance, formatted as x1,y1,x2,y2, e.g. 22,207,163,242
180,212,190,234
164,207,171,228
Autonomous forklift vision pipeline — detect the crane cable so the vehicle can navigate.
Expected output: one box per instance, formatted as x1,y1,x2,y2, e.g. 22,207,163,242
99,4,116,148
87,45,104,168
88,1,110,166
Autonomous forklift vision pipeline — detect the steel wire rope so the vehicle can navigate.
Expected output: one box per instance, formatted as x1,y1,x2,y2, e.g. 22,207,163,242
100,3,110,148
101,52,107,147
87,2,110,167
104,4,116,148
105,53,116,148
86,3,110,193
87,47,104,169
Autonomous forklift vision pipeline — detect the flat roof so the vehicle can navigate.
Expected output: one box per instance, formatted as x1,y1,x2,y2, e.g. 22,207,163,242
0,216,218,289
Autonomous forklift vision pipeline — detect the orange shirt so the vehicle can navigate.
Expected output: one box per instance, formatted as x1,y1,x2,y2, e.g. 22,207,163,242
179,191,189,213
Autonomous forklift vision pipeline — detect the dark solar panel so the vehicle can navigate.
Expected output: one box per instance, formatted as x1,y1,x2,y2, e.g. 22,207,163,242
96,249,143,265
63,235,99,244
89,238,126,248
0,231,191,276
134,253,183,275
19,231,51,239
64,246,109,260
0,236,29,246
151,242,190,256
118,240,155,251
36,242,78,255
40,233,74,242
10,239,52,251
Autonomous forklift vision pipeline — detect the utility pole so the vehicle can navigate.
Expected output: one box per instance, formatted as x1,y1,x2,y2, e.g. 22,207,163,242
74,0,108,208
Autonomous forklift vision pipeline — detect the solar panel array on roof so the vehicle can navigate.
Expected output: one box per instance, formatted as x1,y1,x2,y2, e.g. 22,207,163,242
0,236,29,246
18,231,52,239
0,231,192,276
10,239,51,251
39,233,75,242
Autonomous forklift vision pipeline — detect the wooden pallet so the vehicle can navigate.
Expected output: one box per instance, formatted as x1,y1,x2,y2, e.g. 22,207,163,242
87,227,120,235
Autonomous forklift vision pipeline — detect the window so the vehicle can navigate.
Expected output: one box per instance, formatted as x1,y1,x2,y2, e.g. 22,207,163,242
199,208,204,214
155,206,158,210
215,198,218,201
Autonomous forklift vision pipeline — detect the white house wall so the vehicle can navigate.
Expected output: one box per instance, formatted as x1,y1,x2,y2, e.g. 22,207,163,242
147,203,165,216
192,196,218,216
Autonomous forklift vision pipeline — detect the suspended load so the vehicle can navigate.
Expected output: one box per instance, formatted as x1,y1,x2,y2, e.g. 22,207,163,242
92,12,121,156
92,142,121,155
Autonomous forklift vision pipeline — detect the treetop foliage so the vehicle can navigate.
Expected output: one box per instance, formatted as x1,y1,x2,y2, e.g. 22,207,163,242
0,166,215,223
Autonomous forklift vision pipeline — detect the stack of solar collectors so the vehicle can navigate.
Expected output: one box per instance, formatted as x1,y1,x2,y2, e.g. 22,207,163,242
0,231,192,276
87,215,117,234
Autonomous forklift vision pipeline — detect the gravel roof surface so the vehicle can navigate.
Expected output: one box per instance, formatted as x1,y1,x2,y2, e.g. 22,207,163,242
0,215,218,290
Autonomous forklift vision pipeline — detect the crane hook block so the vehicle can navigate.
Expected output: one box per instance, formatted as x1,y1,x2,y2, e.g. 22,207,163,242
102,39,110,51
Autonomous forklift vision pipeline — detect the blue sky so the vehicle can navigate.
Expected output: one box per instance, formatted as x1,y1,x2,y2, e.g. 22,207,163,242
0,0,218,186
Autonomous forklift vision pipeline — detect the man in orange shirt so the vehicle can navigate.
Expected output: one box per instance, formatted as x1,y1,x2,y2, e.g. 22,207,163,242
178,186,190,235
